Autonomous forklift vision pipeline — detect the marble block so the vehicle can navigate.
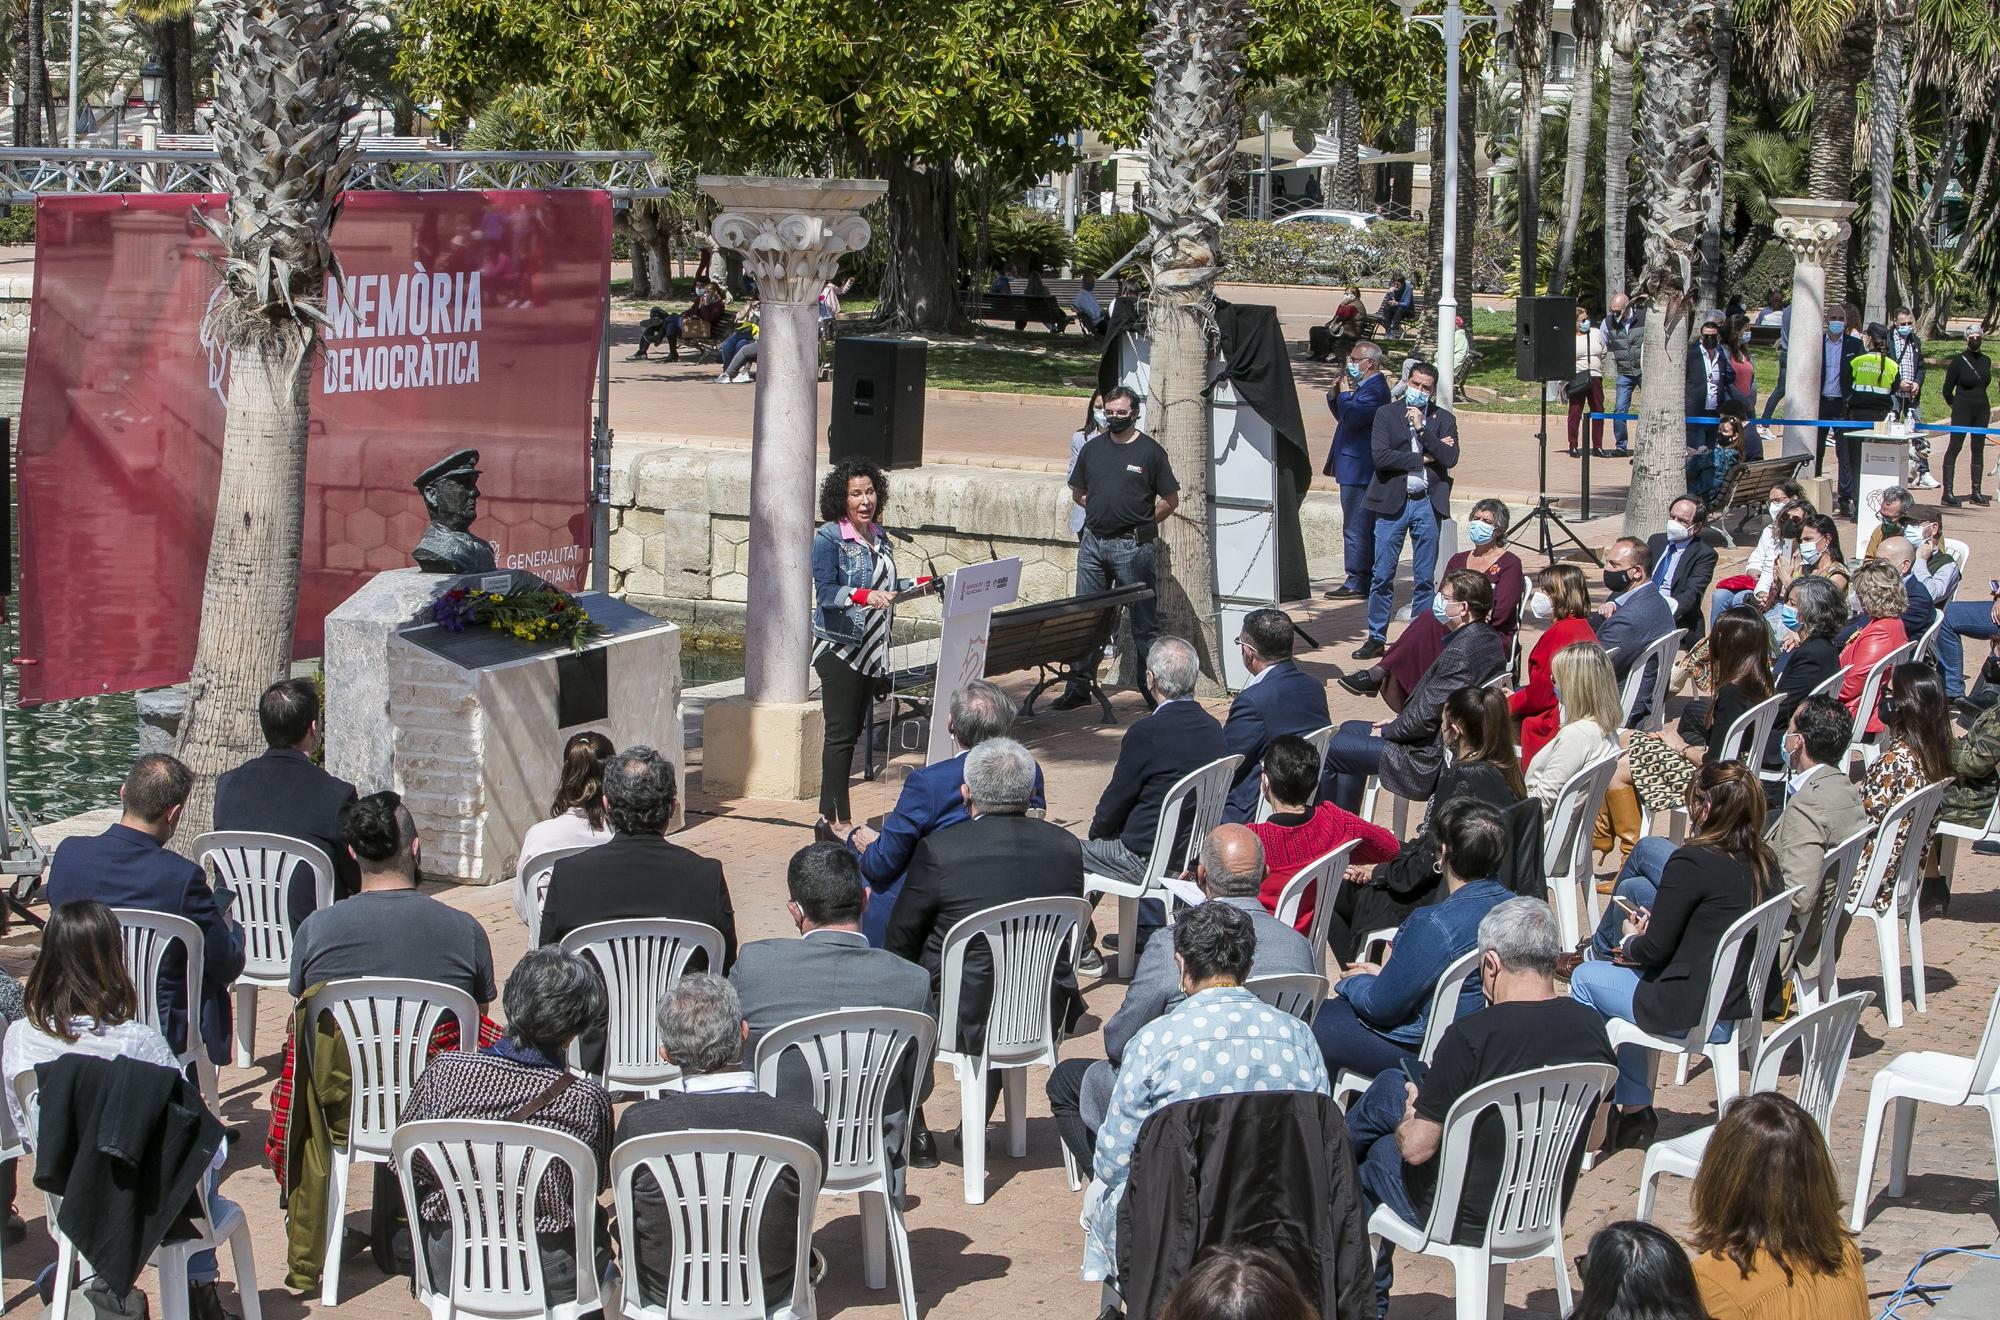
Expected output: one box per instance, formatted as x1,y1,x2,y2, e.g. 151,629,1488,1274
323,569,450,793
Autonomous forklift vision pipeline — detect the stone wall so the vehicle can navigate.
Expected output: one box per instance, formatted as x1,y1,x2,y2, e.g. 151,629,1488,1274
0,275,30,355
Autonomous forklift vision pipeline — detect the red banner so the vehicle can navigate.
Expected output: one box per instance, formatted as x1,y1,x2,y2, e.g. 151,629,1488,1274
15,190,608,704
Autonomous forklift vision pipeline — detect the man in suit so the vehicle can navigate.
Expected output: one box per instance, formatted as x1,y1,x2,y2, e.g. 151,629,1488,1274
1683,314,1739,451
1358,359,1459,658
1045,824,1316,1167
1324,340,1392,600
1079,636,1230,972
213,676,361,929
1644,495,1719,643
539,745,735,1071
1591,536,1678,727
46,754,245,1069
1819,307,1867,516
1876,535,1939,643
731,842,935,1168
1769,697,1870,987
849,679,1044,947
1221,609,1330,822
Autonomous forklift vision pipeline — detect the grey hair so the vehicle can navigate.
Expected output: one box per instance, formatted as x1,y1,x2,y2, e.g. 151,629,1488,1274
1881,484,1912,511
1352,341,1383,366
948,680,1017,749
1147,636,1200,700
1198,828,1266,898
604,745,677,835
1477,898,1561,978
965,737,1036,812
502,948,607,1056
1787,575,1848,642
656,973,743,1075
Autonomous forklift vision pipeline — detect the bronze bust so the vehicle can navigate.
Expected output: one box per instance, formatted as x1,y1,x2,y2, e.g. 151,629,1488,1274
411,448,498,574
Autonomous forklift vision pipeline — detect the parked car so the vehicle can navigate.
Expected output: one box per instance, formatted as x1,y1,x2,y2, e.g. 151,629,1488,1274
1271,208,1381,232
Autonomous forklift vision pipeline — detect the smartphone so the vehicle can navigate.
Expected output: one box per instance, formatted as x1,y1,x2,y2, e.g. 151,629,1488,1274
1613,896,1643,918
1397,1056,1430,1088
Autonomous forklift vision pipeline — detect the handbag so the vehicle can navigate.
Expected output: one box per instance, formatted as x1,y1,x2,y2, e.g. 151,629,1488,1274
1980,651,2000,691
1564,371,1593,400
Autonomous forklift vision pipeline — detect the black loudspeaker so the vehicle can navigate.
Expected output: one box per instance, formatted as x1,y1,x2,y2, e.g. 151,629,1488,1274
1515,295,1577,382
830,338,926,470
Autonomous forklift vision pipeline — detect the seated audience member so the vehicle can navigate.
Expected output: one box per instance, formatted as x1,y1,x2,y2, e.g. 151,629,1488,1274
1947,693,2000,829
1686,414,1745,506
0,973,18,1241
1769,575,1846,727
1620,607,1773,819
1569,762,1774,1148
1332,688,1525,963
1937,566,1999,707
1071,275,1108,336
1713,483,1808,625
1512,563,1599,767
1078,637,1229,971
1221,609,1331,822
1247,734,1398,932
5,902,240,1320
1529,642,1622,815
1687,1093,1869,1320
1081,903,1329,1282
1311,799,1514,1080
851,680,1045,947
401,950,612,1303
1646,496,1720,643
1909,505,1961,606
1854,663,1952,909
730,843,930,1170
1156,1248,1317,1320
1869,536,1937,645
619,976,827,1309
1342,498,1524,709
513,731,616,930
1344,898,1614,1314
538,745,736,962
1765,514,1852,638
1769,697,1868,986
46,753,245,1073
1834,559,1909,735
214,676,361,927
280,790,499,1291
1863,484,1915,559
1590,537,1677,725
1321,568,1506,814
1047,825,1313,1169
1572,1222,1711,1320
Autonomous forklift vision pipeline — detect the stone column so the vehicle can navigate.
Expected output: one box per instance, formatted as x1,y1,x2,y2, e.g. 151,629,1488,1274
696,175,886,800
1772,198,1856,461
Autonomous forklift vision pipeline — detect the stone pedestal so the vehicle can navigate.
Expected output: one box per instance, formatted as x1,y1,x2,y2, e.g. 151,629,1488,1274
324,568,450,792
1773,198,1856,462
701,697,823,801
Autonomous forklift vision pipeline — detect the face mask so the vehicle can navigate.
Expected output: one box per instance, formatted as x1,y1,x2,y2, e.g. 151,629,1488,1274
1106,414,1136,434
1784,731,1803,772
1881,518,1903,536
1829,320,1846,336
1432,595,1455,624
1552,683,1564,711
1346,361,1362,381
1406,387,1432,409
1769,501,1787,522
1896,325,1912,339
1603,568,1630,594
1778,603,1799,632
1782,519,1804,541
1092,407,1107,429
1701,334,1719,350
1466,520,1495,546
1801,542,1822,565
1665,519,1692,544
1529,590,1554,620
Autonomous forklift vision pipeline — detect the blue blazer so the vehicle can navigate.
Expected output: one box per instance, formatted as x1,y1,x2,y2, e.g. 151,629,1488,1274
1592,585,1679,726
1324,372,1391,485
46,824,247,1066
1090,699,1231,858
1222,661,1331,821
858,751,1046,946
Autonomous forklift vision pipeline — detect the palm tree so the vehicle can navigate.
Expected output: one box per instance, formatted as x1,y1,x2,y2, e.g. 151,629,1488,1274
1862,0,1914,323
1326,78,1365,209
175,0,356,831
1513,0,1550,295
1628,0,1720,534
1601,0,1640,296
1696,0,1735,308
1550,0,1601,294
1139,0,1247,693
120,0,200,132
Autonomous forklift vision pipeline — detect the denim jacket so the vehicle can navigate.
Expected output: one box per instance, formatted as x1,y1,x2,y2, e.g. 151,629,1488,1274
1336,878,1511,1045
811,520,910,645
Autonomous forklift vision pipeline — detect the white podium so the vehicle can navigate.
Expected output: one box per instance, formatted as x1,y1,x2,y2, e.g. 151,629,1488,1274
1850,426,1912,525
923,558,1023,764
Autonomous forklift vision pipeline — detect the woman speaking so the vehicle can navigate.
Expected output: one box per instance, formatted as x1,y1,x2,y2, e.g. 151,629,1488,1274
811,456,919,838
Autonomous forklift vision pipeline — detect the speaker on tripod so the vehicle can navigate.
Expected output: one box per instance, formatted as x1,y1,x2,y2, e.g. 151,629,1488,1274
1511,294,1599,564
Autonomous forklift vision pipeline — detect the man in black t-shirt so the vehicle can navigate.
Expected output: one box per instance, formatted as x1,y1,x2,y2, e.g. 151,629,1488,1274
1054,384,1181,711
1344,897,1615,1314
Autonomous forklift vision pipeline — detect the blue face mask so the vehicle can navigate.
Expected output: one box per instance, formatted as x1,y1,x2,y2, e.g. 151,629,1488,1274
1829,320,1846,337
1466,520,1495,545
1406,387,1432,409
1778,603,1799,631
1346,361,1362,381
1432,594,1453,623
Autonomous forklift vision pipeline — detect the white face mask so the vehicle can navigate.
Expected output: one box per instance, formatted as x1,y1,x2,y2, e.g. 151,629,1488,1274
1665,519,1693,544
1528,590,1554,620
1768,501,1786,522
1801,542,1822,565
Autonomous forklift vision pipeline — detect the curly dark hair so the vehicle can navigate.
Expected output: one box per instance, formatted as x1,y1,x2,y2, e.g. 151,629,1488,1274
819,457,890,525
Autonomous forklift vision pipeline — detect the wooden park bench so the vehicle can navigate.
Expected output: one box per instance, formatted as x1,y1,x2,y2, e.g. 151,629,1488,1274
965,277,1122,334
1707,451,1810,545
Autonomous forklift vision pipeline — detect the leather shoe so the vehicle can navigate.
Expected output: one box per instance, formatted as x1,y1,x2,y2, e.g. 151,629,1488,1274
1555,950,1586,980
908,1129,940,1169
1049,688,1093,712
1974,492,1995,506
188,1281,239,1320
1351,638,1386,660
1608,1106,1659,1152
1338,669,1383,697
1323,585,1365,600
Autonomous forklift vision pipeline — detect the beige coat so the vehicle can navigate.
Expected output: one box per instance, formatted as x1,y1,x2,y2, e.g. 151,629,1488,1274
1768,763,1871,982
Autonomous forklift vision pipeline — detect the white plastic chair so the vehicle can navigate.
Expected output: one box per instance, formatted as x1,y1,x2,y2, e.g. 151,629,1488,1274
1936,783,2000,888
1910,610,1947,666
513,842,601,941
1808,664,1853,700
1618,628,1686,733
1252,725,1335,824
1604,887,1797,1110
1791,827,1874,1014
1850,980,2000,1232
1635,990,1872,1221
559,918,726,1097
1832,779,1948,1029
1244,973,1331,1024
1842,641,1916,773
1085,754,1237,977
935,895,1088,1204
1542,749,1624,947
752,1008,935,1320
304,977,477,1307
112,906,218,1111
611,1129,822,1320
1333,947,1482,1109
393,1118,602,1320
196,830,335,1069
17,1072,264,1320
1356,776,1416,836
1270,839,1363,977
1367,1062,1617,1320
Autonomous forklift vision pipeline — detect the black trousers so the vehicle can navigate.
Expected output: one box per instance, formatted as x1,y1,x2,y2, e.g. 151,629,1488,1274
1946,431,1988,495
815,651,872,822
1046,1057,1098,1168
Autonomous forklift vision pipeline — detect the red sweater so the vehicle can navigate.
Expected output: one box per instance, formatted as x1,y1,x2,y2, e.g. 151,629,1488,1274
1250,801,1401,932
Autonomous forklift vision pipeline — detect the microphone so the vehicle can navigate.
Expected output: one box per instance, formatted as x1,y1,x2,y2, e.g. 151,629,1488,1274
882,526,939,583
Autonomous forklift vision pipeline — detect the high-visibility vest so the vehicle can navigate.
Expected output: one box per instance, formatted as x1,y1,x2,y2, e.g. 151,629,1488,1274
1852,352,1900,396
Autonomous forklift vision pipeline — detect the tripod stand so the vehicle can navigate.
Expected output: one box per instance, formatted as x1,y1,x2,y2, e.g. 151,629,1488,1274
1514,380,1602,565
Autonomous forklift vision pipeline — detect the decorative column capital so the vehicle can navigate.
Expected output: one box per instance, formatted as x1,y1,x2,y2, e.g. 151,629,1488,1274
1771,197,1856,267
698,175,888,305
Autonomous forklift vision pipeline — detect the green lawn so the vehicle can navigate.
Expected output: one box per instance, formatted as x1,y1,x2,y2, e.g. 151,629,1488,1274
924,337,1100,395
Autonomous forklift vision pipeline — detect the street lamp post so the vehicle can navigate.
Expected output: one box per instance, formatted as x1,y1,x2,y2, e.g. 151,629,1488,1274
65,0,79,147
9,80,24,150
140,61,163,192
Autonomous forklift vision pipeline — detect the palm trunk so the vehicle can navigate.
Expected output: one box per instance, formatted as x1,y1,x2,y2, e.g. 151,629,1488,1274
25,0,47,148
1516,0,1549,297
873,152,959,331
1603,0,1639,296
1142,0,1248,695
173,13,198,133
1550,5,1600,295
1810,33,1867,312
1696,1,1732,309
1863,0,1912,325
1328,80,1364,211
